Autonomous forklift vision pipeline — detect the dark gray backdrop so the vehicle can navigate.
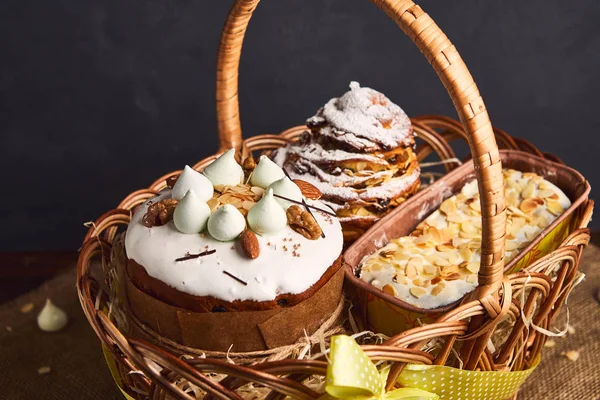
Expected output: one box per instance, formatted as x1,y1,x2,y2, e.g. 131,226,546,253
1,0,598,251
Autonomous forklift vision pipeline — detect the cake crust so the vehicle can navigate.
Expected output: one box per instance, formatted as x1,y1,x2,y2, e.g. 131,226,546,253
124,252,345,352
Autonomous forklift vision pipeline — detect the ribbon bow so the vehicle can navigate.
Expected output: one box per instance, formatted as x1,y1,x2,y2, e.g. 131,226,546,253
324,335,439,400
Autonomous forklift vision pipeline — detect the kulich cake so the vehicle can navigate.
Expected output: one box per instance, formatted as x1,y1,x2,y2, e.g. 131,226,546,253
123,150,344,351
273,82,420,243
358,169,571,309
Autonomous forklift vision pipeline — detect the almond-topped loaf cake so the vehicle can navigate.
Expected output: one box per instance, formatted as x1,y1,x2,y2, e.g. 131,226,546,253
123,150,344,351
358,169,571,309
273,82,420,243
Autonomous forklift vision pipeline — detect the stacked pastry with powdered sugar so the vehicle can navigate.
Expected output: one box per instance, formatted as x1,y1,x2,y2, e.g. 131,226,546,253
273,82,421,242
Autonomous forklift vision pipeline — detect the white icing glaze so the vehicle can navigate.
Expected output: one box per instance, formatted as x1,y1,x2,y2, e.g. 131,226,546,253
251,155,285,188
172,165,214,202
125,190,343,302
247,189,287,235
359,169,572,309
268,177,303,209
207,204,246,241
202,148,244,187
173,190,210,234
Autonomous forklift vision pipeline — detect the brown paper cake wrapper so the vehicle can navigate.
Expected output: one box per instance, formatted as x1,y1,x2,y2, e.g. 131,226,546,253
344,150,590,337
124,258,344,352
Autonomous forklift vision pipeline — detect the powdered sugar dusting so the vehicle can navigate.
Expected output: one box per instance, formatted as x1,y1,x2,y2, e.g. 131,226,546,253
315,81,412,150
285,165,420,205
287,141,386,166
273,82,420,232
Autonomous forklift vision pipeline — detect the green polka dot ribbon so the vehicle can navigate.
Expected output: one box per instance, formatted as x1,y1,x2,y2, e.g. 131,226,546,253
324,335,539,400
324,335,439,399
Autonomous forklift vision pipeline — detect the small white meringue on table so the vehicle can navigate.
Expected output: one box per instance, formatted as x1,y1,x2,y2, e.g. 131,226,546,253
37,299,68,333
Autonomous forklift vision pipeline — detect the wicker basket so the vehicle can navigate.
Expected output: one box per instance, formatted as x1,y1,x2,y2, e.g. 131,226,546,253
77,0,593,398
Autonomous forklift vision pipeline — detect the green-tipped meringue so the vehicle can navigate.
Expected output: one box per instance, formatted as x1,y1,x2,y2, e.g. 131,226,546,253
202,148,244,187
250,155,285,188
247,188,287,236
207,204,246,241
172,165,214,202
173,190,210,234
268,177,303,210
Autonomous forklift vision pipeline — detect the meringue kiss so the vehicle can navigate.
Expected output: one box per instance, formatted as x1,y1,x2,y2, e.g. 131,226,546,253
172,165,214,202
247,188,287,236
268,177,303,210
207,204,246,241
202,148,244,187
250,155,285,189
37,299,68,332
173,190,211,234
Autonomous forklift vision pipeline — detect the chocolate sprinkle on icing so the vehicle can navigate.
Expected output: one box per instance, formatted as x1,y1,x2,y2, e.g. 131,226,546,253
272,193,336,217
175,249,216,262
222,270,248,286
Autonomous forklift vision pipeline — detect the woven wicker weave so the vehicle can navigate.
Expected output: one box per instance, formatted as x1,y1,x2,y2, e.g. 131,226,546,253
77,1,593,398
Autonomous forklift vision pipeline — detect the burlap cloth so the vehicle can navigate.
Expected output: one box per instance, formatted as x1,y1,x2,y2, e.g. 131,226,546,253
0,247,599,400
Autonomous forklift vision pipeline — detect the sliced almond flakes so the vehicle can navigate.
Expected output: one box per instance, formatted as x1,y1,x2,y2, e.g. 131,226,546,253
431,282,446,296
409,287,426,299
382,284,397,296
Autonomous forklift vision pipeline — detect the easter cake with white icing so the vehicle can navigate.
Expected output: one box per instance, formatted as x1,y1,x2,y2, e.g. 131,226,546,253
123,150,344,350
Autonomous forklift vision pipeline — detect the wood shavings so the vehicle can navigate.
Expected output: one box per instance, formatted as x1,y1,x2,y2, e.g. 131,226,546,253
20,303,35,314
561,350,580,362
37,366,51,375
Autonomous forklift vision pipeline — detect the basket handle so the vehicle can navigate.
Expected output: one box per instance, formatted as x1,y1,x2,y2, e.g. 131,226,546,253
215,0,506,299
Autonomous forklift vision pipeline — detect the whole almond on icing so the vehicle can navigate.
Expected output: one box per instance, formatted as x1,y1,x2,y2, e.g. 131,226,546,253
292,179,322,200
239,230,260,259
